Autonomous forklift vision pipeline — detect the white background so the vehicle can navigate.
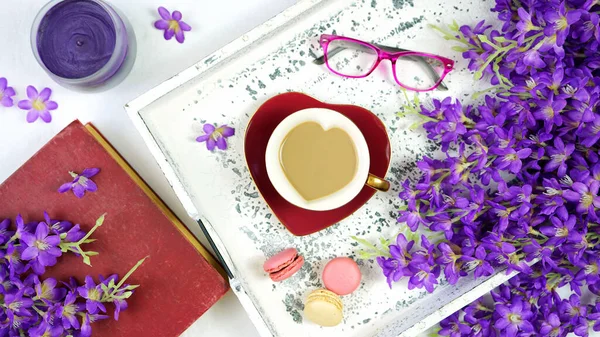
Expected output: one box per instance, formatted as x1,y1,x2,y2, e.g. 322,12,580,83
0,1,298,336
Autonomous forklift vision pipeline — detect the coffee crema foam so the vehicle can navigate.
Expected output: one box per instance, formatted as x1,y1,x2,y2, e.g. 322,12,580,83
279,121,358,201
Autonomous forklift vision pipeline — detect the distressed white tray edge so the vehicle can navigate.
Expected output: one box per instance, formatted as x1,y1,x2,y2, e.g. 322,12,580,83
124,0,522,335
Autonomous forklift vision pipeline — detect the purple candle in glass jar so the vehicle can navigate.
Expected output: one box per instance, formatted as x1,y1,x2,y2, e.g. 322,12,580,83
32,0,129,88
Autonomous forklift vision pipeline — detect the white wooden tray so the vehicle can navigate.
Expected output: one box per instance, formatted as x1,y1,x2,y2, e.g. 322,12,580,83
125,1,515,336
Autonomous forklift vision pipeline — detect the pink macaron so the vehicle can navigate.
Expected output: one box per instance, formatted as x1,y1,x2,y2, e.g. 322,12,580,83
322,257,361,295
263,248,305,282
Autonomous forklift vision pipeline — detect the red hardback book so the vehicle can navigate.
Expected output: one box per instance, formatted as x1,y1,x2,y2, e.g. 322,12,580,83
0,120,229,336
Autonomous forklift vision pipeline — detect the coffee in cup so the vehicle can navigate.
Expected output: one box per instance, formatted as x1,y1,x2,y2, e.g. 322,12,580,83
265,108,389,211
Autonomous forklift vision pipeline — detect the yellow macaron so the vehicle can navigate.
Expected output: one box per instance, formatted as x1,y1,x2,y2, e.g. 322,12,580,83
304,289,343,327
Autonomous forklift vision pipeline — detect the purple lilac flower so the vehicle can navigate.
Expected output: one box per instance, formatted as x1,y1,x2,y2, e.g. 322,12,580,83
377,233,414,288
34,277,66,303
412,235,435,265
1,242,25,277
559,294,587,326
154,7,192,43
113,295,128,321
398,207,425,232
0,77,16,107
515,8,538,44
80,314,92,337
428,213,454,239
589,303,600,331
494,299,534,337
574,12,600,43
436,242,465,285
64,224,86,243
544,2,582,46
464,313,493,337
20,222,62,268
28,321,63,337
43,211,72,235
462,246,494,278
0,218,13,245
522,49,546,68
522,239,556,270
57,292,84,329
544,137,574,177
58,168,100,198
562,180,600,214
533,95,567,131
575,255,600,285
17,86,58,123
196,123,235,151
407,262,440,293
539,312,563,337
540,207,578,246
4,288,34,321
490,146,532,174
398,179,419,209
438,312,471,337
77,276,106,314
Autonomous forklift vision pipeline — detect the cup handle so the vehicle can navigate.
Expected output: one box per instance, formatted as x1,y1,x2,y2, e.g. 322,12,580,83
366,173,390,192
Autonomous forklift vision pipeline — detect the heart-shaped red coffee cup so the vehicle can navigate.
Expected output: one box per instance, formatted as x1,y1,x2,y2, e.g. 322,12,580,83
244,92,391,236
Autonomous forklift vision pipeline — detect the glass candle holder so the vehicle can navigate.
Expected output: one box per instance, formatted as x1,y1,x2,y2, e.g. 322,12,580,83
31,0,130,89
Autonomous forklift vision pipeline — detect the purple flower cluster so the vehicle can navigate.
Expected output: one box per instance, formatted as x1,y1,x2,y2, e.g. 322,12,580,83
0,213,143,336
438,283,600,337
376,1,600,336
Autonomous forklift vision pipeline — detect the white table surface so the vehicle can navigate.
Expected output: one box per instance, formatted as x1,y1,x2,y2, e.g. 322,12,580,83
0,1,298,336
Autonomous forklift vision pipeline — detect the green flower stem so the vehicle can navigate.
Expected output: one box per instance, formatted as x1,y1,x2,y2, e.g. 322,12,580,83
472,85,503,99
100,256,148,303
474,43,515,80
31,304,45,316
77,213,106,245
352,236,392,258
59,214,105,266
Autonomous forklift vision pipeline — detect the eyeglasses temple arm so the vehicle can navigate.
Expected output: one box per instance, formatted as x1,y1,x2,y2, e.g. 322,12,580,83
375,44,448,91
313,44,449,91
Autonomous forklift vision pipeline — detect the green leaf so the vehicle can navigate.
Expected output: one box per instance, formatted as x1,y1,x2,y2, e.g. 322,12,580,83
494,36,508,43
123,284,140,290
86,251,99,256
82,239,97,244
451,46,468,53
357,250,380,260
82,255,91,266
60,233,67,239
351,236,377,249
379,237,391,248
95,214,106,227
409,121,422,130
449,20,459,31
100,282,110,293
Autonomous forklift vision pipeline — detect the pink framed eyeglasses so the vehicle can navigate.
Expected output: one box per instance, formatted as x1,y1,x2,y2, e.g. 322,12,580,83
313,34,455,92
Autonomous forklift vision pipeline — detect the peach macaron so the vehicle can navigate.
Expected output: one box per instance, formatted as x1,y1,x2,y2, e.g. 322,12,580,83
304,289,343,327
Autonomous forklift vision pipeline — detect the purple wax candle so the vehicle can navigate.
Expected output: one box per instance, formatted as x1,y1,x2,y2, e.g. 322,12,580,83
32,0,129,87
